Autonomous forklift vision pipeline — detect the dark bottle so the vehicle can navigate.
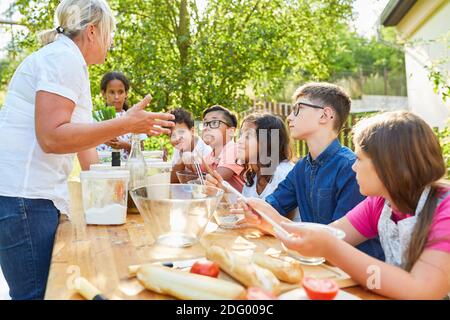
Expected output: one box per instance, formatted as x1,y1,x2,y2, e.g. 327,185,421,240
111,150,121,167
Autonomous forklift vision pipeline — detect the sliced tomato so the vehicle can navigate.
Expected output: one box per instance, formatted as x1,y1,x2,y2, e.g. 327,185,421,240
302,277,339,300
246,287,278,300
189,261,220,278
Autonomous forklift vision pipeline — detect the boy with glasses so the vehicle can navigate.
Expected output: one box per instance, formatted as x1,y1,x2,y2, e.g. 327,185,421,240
247,82,384,260
201,105,244,192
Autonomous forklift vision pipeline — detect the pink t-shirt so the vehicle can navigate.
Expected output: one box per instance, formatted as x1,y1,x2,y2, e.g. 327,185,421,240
203,141,244,192
346,189,450,254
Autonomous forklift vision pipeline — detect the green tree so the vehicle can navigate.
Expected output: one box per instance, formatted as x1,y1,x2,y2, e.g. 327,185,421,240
2,0,354,116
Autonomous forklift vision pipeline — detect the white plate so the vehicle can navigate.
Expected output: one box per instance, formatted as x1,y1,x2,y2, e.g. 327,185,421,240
279,288,360,300
289,222,346,239
282,223,346,265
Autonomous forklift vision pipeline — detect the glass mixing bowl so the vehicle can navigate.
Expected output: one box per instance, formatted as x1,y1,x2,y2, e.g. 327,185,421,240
130,184,223,247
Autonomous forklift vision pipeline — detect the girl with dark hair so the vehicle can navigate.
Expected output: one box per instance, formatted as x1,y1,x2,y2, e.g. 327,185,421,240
101,71,130,111
207,113,299,221
248,111,450,299
238,114,295,200
97,71,146,157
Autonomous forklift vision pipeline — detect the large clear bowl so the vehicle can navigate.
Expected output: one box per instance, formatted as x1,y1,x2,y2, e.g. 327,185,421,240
282,222,346,265
130,184,223,248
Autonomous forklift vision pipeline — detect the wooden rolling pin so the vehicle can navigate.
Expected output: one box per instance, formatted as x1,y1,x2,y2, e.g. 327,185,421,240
136,264,246,300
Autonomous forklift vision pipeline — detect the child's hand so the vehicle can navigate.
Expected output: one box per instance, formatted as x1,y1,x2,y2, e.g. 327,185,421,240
205,170,225,190
276,222,334,258
105,137,118,147
106,138,128,150
162,147,168,162
238,198,288,236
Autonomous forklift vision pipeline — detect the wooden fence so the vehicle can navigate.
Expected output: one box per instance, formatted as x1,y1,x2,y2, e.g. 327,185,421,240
238,100,374,159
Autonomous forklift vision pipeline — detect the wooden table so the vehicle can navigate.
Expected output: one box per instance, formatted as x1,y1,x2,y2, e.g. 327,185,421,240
44,181,386,300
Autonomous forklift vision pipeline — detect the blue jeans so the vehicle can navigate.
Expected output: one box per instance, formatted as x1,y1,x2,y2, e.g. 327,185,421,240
0,196,60,300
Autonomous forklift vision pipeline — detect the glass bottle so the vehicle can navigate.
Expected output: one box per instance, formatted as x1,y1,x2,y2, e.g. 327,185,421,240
126,134,147,190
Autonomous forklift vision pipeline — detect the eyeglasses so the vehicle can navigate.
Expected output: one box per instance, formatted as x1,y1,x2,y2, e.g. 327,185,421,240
202,120,231,129
292,101,324,117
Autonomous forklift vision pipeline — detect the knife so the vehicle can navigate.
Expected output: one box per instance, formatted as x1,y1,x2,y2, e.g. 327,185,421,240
162,257,207,269
128,258,207,276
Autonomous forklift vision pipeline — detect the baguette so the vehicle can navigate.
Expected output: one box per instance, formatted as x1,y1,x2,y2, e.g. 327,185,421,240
206,245,281,295
136,264,246,300
252,253,304,284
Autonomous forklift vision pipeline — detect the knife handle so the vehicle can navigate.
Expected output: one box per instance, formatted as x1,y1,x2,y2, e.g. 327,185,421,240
75,277,108,300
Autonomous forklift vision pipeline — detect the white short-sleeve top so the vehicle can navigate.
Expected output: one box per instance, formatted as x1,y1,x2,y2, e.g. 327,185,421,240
0,34,93,214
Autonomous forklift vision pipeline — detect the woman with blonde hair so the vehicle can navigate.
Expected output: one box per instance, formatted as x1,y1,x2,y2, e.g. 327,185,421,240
0,0,174,299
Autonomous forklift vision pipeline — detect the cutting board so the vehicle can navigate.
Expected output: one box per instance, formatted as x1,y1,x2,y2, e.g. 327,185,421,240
198,261,355,294
127,226,357,297
199,227,357,290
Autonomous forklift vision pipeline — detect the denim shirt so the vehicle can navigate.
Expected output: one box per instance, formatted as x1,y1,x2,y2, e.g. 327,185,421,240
266,139,385,260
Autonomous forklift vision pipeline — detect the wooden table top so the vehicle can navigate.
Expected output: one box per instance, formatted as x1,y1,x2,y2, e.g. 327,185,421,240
44,181,386,300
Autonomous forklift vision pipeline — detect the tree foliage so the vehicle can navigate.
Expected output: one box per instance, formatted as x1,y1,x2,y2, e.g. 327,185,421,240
329,27,404,77
2,0,355,115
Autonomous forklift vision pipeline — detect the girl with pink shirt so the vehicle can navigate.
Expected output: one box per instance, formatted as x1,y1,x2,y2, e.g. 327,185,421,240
247,111,449,299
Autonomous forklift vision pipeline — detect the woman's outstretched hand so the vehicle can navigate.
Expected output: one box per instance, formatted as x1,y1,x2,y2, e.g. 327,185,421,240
124,94,175,136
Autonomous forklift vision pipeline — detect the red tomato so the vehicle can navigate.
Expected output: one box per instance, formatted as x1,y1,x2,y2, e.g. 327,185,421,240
190,261,220,278
302,277,339,300
246,287,278,300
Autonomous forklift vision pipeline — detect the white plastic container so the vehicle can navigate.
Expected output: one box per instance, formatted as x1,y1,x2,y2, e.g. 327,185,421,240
143,150,164,161
90,161,171,183
90,163,128,171
146,161,172,184
145,162,172,199
80,170,130,225
90,162,172,211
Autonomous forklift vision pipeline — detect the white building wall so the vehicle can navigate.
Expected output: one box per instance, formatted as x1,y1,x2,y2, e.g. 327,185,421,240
351,95,408,113
403,2,450,128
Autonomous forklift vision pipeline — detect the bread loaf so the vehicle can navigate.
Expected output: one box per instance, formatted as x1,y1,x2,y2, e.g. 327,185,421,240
206,245,281,294
252,253,304,284
136,264,246,300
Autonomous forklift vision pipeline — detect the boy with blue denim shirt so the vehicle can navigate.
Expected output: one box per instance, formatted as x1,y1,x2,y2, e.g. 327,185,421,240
264,83,384,260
